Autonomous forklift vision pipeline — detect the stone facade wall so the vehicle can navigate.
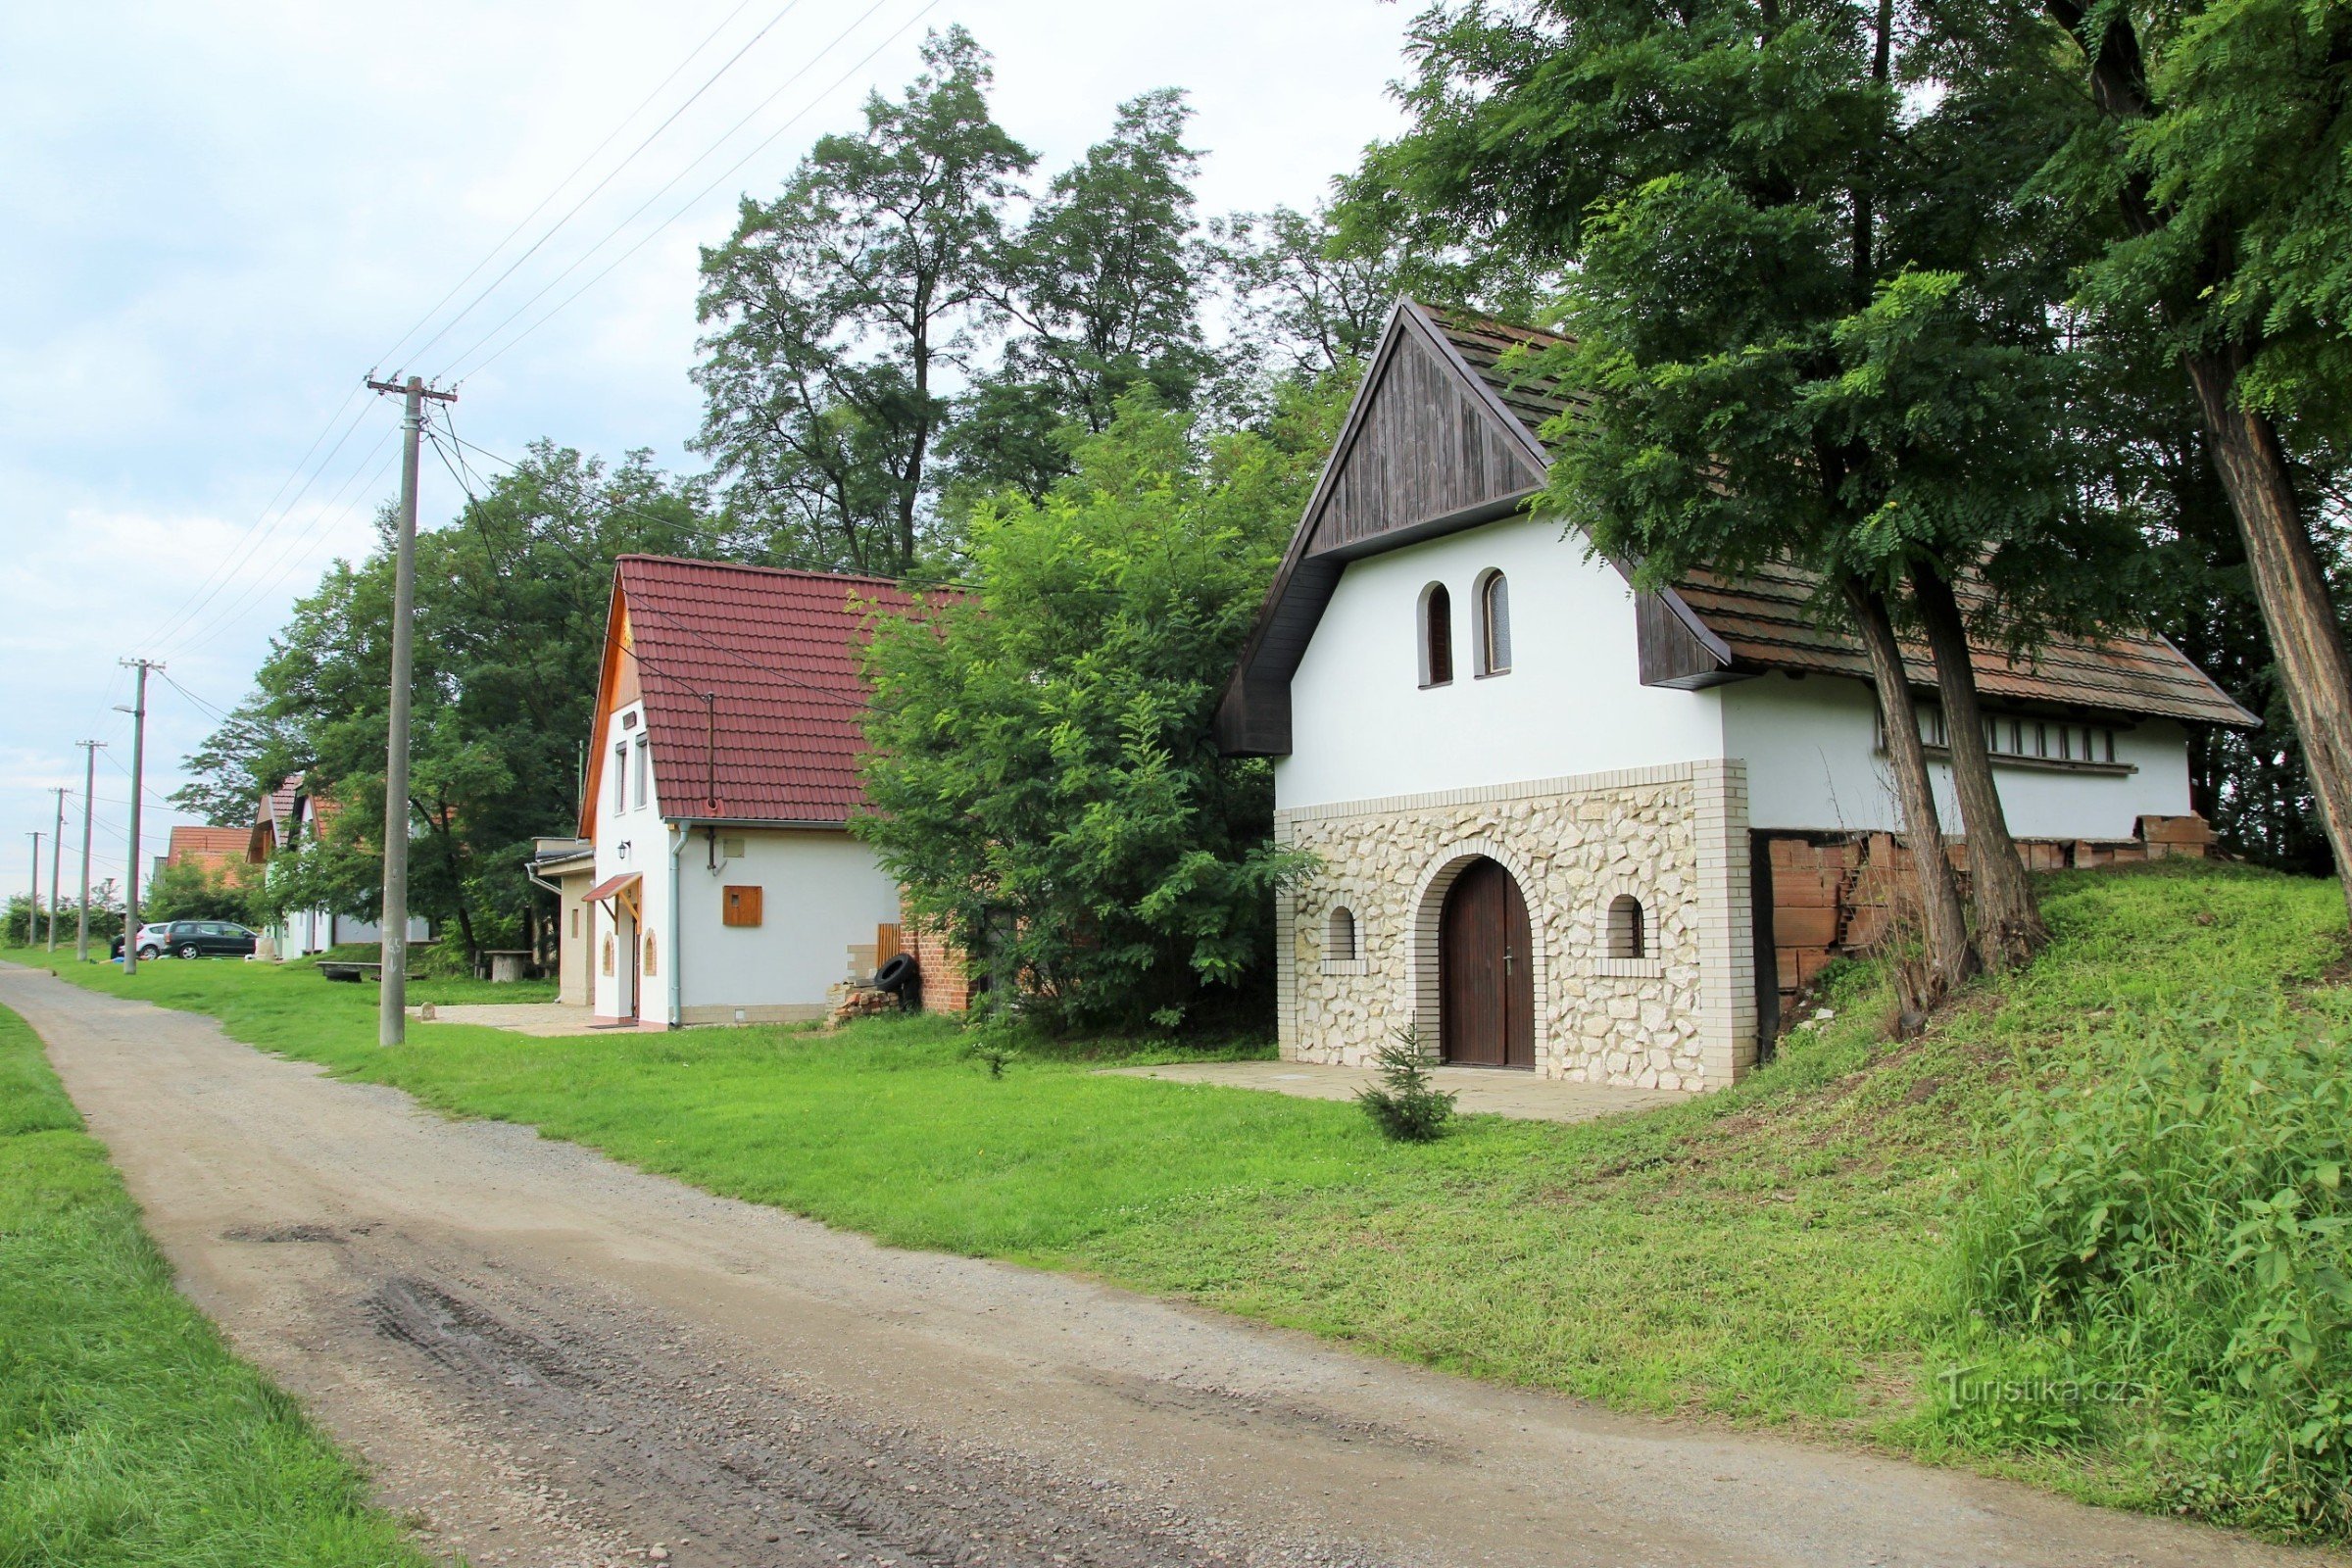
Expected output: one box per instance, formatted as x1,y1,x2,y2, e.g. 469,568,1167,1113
1275,760,1755,1093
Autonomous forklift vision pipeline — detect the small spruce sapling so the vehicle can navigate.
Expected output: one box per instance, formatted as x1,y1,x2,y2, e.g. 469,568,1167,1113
1355,1024,1457,1143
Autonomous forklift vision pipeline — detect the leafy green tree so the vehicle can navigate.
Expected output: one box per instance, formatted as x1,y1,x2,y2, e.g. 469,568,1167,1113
857,386,1343,1032
1353,0,2173,986
695,26,1032,575
945,89,1219,506
168,696,304,827
2035,0,2352,913
142,859,256,925
1213,204,1399,381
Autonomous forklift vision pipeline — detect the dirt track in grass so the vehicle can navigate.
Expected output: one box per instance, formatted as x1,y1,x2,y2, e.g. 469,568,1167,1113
2,960,2337,1568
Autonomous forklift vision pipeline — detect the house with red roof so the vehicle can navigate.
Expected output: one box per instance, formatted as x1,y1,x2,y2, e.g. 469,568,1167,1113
1217,299,2251,1093
576,555,937,1027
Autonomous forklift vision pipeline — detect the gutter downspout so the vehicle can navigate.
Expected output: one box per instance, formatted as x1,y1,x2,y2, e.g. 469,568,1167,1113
667,822,688,1029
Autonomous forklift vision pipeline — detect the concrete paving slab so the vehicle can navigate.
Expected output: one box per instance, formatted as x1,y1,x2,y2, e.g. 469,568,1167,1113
407,1002,661,1037
1101,1057,1685,1124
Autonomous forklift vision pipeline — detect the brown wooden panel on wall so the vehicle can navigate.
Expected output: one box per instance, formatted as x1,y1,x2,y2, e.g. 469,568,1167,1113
722,884,763,927
1306,326,1544,558
1637,590,1737,688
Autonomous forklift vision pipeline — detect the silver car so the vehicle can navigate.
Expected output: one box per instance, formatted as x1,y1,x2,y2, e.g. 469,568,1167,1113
111,921,174,960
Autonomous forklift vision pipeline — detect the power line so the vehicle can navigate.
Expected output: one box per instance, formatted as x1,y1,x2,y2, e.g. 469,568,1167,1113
166,434,405,661
421,417,884,715
372,0,766,371
158,670,239,726
399,0,811,372
146,396,377,653
438,0,934,383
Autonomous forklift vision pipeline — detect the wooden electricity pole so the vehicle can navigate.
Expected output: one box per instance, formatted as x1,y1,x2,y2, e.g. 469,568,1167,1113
74,740,105,962
365,374,456,1046
118,659,161,976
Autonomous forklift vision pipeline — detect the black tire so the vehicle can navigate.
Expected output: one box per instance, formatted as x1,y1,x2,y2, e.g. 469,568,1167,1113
873,953,919,994
137,946,160,960
176,944,200,960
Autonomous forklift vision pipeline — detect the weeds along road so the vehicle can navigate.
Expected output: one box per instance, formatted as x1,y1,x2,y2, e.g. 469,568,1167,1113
1,962,2334,1568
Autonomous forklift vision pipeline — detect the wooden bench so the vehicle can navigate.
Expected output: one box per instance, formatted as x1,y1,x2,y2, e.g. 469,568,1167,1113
317,961,382,983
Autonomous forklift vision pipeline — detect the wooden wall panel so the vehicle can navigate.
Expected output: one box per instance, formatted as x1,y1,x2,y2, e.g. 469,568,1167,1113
1306,328,1544,558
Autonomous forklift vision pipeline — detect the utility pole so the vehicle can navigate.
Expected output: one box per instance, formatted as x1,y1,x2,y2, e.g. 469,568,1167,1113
74,740,105,962
47,786,65,951
365,373,456,1046
117,660,162,976
24,832,38,948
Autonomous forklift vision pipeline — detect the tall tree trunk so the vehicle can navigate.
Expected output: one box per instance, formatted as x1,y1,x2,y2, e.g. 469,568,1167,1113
1842,578,1977,1004
2047,0,2352,920
1911,561,2048,969
2182,356,2352,917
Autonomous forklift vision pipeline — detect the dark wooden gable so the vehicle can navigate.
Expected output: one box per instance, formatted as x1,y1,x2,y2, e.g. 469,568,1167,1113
1213,299,1740,759
1304,310,1548,561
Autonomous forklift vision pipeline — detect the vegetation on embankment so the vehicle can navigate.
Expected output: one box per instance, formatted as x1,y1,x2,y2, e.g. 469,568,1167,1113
0,1004,435,1567
10,858,2350,1543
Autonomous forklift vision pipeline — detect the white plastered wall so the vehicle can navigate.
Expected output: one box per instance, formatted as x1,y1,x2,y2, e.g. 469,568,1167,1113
673,827,901,1023
1723,670,2193,840
1275,510,1729,811
589,702,661,1021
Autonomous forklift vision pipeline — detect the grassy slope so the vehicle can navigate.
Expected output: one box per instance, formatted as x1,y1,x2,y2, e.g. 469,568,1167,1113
7,858,2344,1530
0,1004,434,1568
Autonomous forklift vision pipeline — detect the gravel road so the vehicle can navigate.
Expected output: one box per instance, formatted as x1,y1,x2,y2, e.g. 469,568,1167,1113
2,962,2335,1568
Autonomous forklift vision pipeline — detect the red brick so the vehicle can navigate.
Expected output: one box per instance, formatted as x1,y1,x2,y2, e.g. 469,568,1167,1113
1775,905,1841,949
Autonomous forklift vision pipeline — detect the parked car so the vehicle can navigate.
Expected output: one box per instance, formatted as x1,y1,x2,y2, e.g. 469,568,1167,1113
110,922,174,960
153,920,258,960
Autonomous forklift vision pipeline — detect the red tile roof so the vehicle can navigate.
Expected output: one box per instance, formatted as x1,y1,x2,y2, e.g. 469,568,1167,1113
597,556,952,827
167,825,250,873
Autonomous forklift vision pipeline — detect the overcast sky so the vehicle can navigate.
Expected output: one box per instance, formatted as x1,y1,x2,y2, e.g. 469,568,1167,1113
0,0,1418,903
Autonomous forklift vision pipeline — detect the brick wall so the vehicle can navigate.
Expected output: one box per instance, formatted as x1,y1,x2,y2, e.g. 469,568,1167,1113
1759,813,2215,1019
899,899,973,1014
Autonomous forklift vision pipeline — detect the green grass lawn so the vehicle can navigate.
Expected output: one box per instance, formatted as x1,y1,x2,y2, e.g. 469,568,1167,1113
0,1003,436,1567
8,858,2348,1540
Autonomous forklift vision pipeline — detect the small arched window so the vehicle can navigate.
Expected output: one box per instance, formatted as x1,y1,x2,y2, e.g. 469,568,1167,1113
1327,906,1357,961
1419,582,1453,687
1476,569,1512,676
1606,895,1646,959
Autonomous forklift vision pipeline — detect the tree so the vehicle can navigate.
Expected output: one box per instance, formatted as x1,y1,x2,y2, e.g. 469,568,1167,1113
1350,0,2165,986
168,695,303,827
857,386,1343,1032
2035,0,2352,915
1212,201,1417,380
694,26,1032,576
945,89,1219,506
143,859,255,925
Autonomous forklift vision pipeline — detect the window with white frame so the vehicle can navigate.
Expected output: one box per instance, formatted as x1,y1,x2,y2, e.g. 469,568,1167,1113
1475,569,1511,676
1419,582,1453,687
1880,705,2121,766
611,741,627,816
633,736,651,811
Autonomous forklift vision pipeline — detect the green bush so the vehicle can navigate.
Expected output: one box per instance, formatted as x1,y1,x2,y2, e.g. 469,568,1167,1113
1950,995,2352,1535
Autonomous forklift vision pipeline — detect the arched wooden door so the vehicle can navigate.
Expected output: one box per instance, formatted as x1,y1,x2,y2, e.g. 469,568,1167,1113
1439,858,1535,1068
